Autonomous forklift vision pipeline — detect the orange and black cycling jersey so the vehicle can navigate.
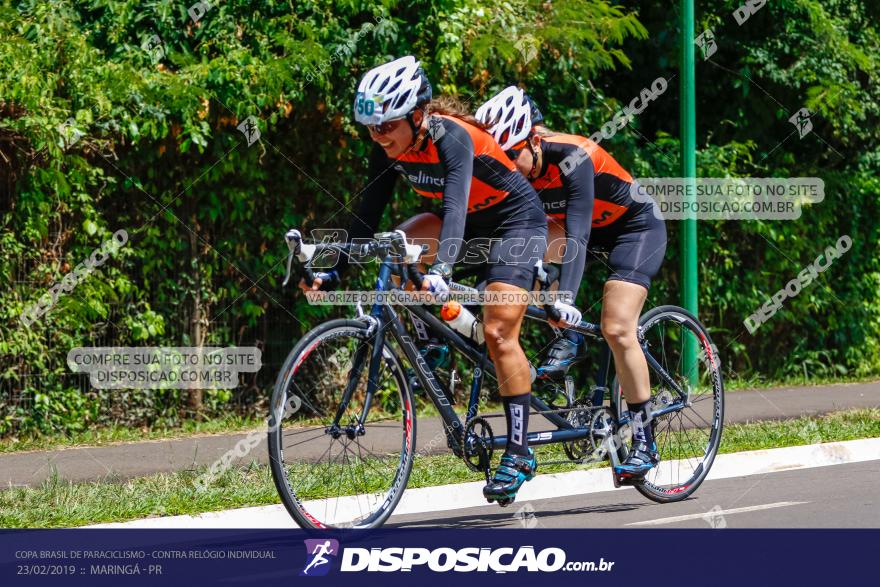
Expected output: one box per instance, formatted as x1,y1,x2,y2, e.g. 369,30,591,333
528,133,648,294
345,114,545,269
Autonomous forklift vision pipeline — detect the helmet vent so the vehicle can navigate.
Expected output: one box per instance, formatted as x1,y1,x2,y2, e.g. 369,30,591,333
394,90,412,109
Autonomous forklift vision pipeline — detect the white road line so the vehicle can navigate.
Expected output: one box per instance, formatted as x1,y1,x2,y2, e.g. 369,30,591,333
626,501,809,526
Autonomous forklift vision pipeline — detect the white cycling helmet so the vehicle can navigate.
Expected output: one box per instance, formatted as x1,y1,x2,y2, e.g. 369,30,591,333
475,86,533,150
354,56,432,126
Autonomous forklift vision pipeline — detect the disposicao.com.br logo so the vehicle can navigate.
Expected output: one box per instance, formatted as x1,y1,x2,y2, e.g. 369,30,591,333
301,542,614,574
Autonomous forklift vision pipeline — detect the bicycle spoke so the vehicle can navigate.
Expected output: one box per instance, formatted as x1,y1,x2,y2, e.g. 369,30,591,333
283,432,328,451
283,425,326,437
340,444,368,523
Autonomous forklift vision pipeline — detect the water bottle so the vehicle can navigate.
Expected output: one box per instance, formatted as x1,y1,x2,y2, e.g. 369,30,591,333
441,301,484,344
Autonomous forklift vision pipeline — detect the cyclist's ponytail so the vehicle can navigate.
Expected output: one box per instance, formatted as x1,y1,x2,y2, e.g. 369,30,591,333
531,125,558,138
425,96,491,131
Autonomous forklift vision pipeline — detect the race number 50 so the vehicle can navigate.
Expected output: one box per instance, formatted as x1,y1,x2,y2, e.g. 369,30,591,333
355,92,375,116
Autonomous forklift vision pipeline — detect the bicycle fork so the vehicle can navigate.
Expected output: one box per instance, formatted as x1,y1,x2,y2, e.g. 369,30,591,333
325,290,389,440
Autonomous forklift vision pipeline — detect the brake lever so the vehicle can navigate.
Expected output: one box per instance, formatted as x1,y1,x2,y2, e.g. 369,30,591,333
282,229,301,288
282,251,295,287
283,229,318,288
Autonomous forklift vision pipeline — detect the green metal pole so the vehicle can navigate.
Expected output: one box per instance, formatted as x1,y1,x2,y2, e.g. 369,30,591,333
680,0,699,383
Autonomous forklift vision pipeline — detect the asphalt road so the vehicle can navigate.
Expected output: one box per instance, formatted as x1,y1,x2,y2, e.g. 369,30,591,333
387,460,880,528
2,381,877,488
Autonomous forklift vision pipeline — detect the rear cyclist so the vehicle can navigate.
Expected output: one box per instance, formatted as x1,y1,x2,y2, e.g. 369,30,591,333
477,86,668,482
301,58,548,504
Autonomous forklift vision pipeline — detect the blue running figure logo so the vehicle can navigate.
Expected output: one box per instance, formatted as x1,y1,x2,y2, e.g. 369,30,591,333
301,539,339,576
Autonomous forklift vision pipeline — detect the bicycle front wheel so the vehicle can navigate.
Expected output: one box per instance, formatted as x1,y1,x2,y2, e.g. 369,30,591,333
268,319,415,529
614,305,724,502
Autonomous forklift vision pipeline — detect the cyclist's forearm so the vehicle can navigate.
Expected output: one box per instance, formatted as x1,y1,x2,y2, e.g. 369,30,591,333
336,147,397,273
435,120,474,267
558,236,588,301
436,194,468,266
558,155,595,299
559,215,590,297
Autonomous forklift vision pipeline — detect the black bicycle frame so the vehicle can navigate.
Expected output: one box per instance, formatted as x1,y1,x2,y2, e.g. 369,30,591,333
349,255,684,454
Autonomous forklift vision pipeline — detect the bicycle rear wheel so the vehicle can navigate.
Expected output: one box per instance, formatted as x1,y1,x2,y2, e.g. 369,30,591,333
268,319,415,529
614,305,724,502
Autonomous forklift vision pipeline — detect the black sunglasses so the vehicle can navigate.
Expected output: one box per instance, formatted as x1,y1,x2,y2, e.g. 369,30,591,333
504,147,523,160
368,118,405,135
504,138,533,161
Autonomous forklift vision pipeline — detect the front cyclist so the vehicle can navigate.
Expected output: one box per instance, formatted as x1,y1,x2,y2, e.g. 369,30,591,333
302,58,548,504
477,87,668,483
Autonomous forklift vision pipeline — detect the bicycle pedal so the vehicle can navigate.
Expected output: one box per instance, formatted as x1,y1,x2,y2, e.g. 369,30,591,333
495,497,514,507
615,473,645,487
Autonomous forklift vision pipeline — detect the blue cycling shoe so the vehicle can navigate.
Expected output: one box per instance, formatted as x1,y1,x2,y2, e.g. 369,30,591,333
537,336,587,380
614,441,659,485
483,449,537,506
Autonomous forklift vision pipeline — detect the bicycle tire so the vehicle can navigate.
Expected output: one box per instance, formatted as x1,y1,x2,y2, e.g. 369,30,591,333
613,305,724,502
268,318,416,529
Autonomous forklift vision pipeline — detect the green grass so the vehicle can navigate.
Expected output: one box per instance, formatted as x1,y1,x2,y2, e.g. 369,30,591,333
0,409,877,528
0,415,264,454
724,373,880,392
0,401,505,454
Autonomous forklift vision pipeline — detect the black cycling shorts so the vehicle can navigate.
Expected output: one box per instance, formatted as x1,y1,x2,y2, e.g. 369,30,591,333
459,225,548,292
587,208,667,290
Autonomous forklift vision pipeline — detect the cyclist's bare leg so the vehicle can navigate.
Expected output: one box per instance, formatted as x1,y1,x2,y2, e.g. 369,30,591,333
482,282,530,396
602,279,661,477
600,279,649,404
481,281,537,502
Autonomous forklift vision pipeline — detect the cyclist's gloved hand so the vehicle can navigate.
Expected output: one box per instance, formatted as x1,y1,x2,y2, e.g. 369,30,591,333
421,262,451,294
299,270,340,294
551,300,582,328
314,270,340,290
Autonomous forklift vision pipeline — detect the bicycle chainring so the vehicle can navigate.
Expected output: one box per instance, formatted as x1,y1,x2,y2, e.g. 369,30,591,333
562,398,595,462
463,417,494,474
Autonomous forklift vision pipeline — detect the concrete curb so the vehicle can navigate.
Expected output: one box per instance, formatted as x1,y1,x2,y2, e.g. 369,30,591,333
89,437,880,529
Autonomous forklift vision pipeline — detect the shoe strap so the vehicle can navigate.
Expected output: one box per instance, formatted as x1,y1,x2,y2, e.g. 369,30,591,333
626,444,658,465
546,338,577,360
502,454,534,474
492,466,518,483
495,454,535,480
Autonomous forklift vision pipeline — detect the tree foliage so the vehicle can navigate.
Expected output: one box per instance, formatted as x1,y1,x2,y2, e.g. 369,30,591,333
1,0,877,435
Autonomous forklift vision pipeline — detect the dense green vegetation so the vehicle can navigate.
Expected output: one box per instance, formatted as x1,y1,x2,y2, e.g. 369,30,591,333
2,0,878,435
